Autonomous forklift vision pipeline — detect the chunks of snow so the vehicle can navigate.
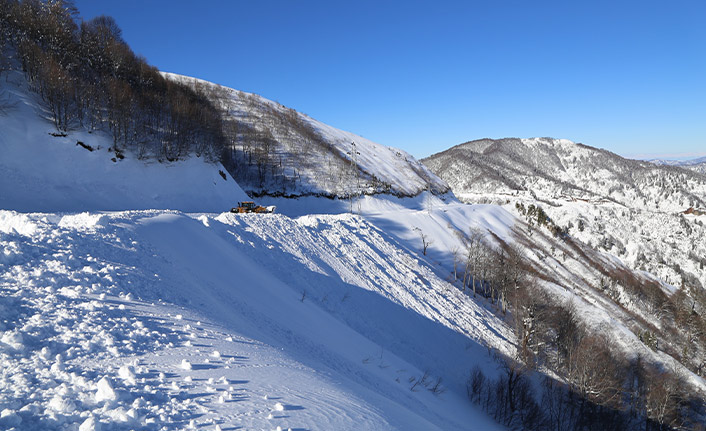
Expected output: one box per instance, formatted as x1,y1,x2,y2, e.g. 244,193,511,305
180,359,193,370
95,376,117,402
118,365,136,385
0,330,25,352
48,394,77,413
79,415,102,431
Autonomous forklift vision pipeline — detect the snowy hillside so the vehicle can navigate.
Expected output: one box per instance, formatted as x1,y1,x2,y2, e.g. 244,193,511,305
0,63,511,429
423,137,706,212
264,193,706,428
3,2,704,427
164,73,449,198
0,208,512,430
424,138,706,299
0,69,248,213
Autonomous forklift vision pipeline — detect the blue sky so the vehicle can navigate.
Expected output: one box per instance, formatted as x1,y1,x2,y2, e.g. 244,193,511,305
74,0,706,160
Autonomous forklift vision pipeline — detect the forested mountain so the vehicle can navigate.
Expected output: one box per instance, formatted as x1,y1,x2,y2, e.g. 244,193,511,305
423,138,706,428
424,137,706,294
422,137,706,212
165,73,448,198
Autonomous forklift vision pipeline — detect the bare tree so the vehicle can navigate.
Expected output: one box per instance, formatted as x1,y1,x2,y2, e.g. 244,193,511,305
450,245,460,281
413,227,433,256
462,227,485,296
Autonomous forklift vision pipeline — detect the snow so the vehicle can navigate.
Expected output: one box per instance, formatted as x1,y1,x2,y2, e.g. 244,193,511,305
0,207,508,430
94,377,116,403
0,69,512,429
163,72,448,197
0,69,248,213
4,46,703,430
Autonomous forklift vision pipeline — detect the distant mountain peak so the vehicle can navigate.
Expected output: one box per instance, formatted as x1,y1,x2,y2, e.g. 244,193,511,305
423,137,706,212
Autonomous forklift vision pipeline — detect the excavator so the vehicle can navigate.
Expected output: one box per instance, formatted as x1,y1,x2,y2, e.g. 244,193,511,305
230,201,276,214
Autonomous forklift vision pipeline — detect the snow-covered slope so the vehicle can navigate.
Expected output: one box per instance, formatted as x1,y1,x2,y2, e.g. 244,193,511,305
270,194,706,373
0,69,248,213
4,43,705,428
164,72,449,198
424,137,706,296
1,57,509,430
0,208,508,430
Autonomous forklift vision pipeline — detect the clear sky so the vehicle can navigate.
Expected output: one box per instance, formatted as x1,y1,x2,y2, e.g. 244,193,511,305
74,0,706,160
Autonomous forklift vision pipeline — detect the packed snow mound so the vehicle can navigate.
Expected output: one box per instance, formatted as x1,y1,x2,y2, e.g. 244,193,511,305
0,69,248,213
164,72,449,197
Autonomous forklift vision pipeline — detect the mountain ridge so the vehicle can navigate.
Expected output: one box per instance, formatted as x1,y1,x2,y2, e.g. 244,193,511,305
164,72,450,199
423,137,706,212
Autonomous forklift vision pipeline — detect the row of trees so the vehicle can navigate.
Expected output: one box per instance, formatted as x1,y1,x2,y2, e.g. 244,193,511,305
469,353,694,431
1,0,225,161
466,277,700,430
448,223,704,429
450,227,524,314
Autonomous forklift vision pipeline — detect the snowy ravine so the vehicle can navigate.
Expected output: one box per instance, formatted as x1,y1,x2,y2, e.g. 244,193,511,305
0,210,508,431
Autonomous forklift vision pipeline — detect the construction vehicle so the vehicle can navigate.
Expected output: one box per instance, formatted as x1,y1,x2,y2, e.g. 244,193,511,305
230,201,276,214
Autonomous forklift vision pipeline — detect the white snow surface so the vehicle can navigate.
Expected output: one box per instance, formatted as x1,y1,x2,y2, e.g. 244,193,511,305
6,55,704,429
0,207,511,430
0,65,511,430
0,69,248,213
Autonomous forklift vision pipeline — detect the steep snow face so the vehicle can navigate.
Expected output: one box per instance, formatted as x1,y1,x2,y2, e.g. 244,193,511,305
261,193,706,400
163,72,449,197
0,69,248,213
0,209,508,430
